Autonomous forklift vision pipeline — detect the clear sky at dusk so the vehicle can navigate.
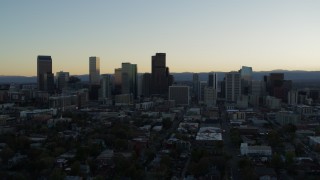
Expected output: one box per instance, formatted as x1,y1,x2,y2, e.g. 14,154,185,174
1,0,320,76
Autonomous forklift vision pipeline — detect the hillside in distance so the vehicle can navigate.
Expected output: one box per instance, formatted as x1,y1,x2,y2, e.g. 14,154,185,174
0,70,320,83
171,70,320,82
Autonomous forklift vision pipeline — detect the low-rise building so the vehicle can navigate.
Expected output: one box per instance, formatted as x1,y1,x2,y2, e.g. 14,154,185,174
115,94,133,106
96,149,114,167
195,126,223,147
309,136,320,147
275,111,300,125
265,96,281,110
240,143,272,156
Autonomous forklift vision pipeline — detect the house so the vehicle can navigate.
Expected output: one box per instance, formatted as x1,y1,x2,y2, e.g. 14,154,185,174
255,167,277,180
96,149,114,167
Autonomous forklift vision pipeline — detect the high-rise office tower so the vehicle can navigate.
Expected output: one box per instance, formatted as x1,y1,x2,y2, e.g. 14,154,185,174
89,57,100,85
37,55,54,93
240,66,252,81
198,81,207,102
251,80,262,96
204,86,217,107
56,71,70,91
100,74,113,99
240,66,253,95
225,71,241,102
288,90,298,105
208,72,218,99
208,72,218,89
141,73,152,97
114,68,122,95
265,73,291,102
121,63,137,98
151,53,171,96
193,73,199,99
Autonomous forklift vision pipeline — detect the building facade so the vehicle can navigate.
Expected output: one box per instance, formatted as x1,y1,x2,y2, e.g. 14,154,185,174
37,55,54,93
89,57,100,85
151,53,171,96
169,86,190,106
56,71,70,91
121,63,137,98
225,72,241,102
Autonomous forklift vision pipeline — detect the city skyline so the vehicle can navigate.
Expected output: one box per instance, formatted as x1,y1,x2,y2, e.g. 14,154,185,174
1,1,320,76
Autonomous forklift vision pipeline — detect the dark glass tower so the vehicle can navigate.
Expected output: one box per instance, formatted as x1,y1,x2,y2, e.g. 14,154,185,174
151,53,171,96
37,55,54,93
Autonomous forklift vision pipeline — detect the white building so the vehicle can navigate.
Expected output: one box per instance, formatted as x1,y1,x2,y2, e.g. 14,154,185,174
309,136,320,147
240,143,272,156
196,127,223,141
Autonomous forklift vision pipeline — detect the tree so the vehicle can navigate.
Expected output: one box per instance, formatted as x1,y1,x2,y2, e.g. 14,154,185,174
283,124,297,134
71,161,81,175
0,146,14,163
50,168,66,180
162,118,172,130
271,153,283,170
285,151,295,166
238,158,255,179
268,130,282,147
230,128,242,146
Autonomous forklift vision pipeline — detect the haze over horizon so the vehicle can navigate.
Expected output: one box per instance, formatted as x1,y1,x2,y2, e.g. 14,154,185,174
1,0,320,76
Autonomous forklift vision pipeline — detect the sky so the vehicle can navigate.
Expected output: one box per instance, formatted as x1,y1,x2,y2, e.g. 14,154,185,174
1,0,320,76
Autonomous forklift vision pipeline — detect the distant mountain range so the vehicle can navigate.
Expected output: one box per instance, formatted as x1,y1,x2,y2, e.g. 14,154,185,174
1,70,320,83
171,70,320,82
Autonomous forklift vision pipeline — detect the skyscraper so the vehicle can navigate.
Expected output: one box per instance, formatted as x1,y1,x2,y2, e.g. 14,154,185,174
198,81,207,102
151,53,171,96
225,71,241,102
89,57,100,100
141,73,152,97
192,73,199,99
114,68,122,95
240,66,253,95
37,55,54,93
100,74,113,100
56,71,69,91
208,72,218,99
204,86,217,107
89,57,100,85
121,63,138,98
208,72,218,89
240,66,252,81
